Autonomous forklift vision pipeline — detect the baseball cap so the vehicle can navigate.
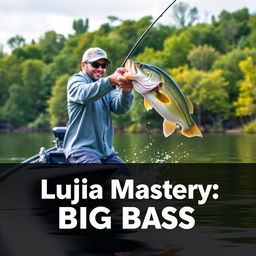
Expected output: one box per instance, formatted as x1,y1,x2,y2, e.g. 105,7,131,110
82,47,111,64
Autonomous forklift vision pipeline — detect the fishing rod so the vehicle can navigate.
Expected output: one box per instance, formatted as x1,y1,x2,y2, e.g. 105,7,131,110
121,0,177,67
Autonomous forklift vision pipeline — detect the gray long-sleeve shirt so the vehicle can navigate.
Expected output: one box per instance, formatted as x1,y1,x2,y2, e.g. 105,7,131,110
63,71,134,159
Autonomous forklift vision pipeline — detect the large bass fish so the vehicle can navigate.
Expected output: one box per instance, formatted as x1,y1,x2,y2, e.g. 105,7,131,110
124,59,202,138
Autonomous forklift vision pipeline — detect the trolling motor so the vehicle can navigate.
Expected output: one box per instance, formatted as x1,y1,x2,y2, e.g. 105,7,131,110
52,126,66,150
38,127,67,163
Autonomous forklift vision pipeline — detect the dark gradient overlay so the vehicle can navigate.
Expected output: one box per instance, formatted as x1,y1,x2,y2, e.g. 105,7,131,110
0,164,255,256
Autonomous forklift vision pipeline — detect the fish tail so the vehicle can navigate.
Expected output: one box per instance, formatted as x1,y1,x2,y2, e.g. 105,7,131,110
181,123,203,138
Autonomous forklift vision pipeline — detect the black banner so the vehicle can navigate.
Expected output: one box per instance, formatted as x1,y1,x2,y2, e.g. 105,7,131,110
0,164,255,256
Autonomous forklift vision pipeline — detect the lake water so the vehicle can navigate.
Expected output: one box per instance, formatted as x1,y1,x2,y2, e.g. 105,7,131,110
1,132,256,163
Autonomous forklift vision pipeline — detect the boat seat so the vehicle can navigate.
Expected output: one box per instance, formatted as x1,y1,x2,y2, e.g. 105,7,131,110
47,151,68,163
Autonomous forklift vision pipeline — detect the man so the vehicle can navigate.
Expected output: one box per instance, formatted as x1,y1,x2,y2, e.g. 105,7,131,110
63,47,134,163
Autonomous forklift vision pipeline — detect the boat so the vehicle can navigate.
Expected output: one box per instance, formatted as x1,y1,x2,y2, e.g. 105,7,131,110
22,126,68,163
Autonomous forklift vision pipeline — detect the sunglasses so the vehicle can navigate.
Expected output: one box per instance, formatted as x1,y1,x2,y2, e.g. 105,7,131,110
86,61,108,69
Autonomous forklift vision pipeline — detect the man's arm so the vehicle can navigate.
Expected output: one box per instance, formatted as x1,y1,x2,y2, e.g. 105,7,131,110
67,74,114,104
109,68,134,114
67,68,133,105
109,89,134,114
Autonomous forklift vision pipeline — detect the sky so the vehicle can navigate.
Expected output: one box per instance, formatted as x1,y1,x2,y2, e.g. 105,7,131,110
0,0,255,52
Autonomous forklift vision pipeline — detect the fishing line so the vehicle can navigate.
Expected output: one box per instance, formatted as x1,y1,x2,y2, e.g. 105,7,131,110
121,0,177,67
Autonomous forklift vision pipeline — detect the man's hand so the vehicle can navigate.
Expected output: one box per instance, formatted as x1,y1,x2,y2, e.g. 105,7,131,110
109,68,133,93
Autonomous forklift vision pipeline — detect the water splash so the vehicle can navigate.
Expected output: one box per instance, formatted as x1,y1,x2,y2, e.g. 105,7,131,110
122,138,190,163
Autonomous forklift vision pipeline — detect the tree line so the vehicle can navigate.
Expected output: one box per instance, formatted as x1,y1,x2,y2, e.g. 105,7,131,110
0,2,256,132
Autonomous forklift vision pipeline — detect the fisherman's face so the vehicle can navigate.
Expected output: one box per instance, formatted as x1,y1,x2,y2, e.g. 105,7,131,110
82,59,107,81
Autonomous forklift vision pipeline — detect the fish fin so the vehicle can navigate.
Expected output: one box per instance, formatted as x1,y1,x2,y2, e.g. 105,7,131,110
155,89,171,104
144,98,153,111
181,123,203,138
163,119,176,137
186,96,194,114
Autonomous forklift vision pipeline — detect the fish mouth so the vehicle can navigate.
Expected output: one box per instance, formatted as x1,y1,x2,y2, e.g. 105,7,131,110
124,59,162,94
124,59,138,79
124,59,133,70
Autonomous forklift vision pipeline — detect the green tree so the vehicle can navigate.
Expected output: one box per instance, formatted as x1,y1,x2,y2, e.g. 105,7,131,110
0,54,23,89
97,23,112,36
2,84,33,128
48,74,69,127
196,70,230,119
136,47,164,67
162,33,194,68
72,18,89,35
39,31,65,63
135,23,177,53
13,44,42,60
221,20,239,46
107,16,120,26
62,34,82,55
21,59,46,117
49,53,78,77
218,8,250,46
40,33,80,94
234,56,256,118
171,1,199,28
212,48,256,103
2,11,256,131
188,45,220,71
90,32,127,73
0,44,5,57
146,24,177,51
23,45,42,59
12,47,27,59
40,52,77,100
218,10,237,44
0,68,9,107
170,66,230,127
40,65,58,95
247,14,256,47
7,35,26,50
75,31,97,60
113,17,152,57
185,23,229,53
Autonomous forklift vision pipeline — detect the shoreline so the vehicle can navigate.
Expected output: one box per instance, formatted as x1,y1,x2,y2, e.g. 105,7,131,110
0,127,245,134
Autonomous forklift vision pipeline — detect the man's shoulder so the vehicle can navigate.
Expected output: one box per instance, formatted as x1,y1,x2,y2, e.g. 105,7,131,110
68,72,90,84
